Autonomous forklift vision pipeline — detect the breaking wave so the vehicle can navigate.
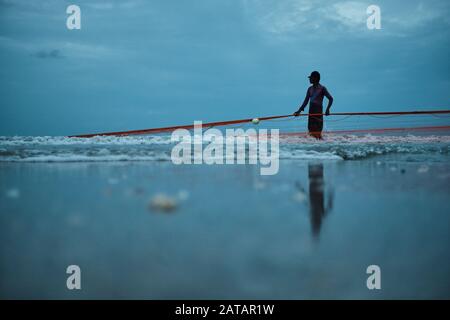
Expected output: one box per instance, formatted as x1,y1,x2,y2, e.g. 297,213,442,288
0,134,449,162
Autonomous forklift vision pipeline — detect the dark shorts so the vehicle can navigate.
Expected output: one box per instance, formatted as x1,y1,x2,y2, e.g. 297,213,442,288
308,105,323,133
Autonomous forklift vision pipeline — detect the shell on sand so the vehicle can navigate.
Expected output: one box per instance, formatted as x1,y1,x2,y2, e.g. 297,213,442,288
149,193,178,212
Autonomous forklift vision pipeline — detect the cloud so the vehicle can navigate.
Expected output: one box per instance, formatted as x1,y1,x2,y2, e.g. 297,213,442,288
84,0,144,10
243,0,450,39
323,1,368,28
243,0,315,35
0,36,133,61
384,2,448,29
242,0,374,39
33,49,64,59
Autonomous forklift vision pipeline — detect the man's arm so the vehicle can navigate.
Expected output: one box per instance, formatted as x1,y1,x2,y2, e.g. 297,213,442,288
293,90,310,116
324,87,333,116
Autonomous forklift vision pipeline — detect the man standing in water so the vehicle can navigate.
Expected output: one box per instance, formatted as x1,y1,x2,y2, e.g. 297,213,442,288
293,71,334,139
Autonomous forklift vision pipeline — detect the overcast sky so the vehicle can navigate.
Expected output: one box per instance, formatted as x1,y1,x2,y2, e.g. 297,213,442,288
0,0,449,135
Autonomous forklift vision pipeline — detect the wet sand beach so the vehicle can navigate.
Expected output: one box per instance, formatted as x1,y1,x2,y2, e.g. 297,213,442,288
1,154,449,299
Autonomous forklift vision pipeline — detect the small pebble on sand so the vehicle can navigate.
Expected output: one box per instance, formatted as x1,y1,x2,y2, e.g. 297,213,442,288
417,165,429,174
149,193,178,213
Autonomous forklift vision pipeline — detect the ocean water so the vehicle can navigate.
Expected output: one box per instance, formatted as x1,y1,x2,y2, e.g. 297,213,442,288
1,133,449,162
0,133,449,299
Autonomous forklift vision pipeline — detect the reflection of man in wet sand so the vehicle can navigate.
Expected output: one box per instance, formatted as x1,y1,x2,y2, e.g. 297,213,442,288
307,163,333,238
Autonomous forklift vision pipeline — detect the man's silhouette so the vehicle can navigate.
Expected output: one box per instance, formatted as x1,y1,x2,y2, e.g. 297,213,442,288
293,71,333,139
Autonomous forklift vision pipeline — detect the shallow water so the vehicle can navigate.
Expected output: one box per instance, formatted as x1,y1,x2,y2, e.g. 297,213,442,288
0,148,449,298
